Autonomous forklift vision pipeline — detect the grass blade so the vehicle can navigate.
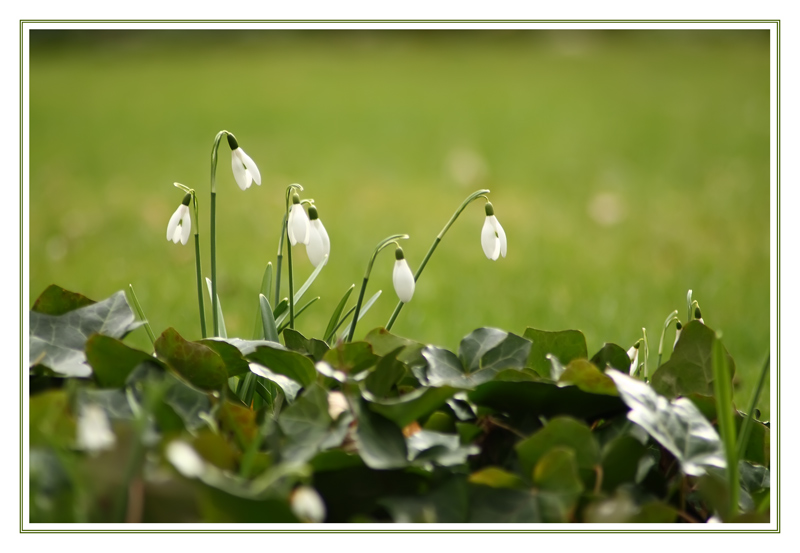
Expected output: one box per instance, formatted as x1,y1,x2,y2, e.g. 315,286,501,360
328,305,356,344
711,331,738,518
293,255,327,305
276,296,320,331
260,294,280,342
340,290,382,342
324,284,355,343
736,354,769,461
205,277,227,339
273,298,288,319
252,262,273,339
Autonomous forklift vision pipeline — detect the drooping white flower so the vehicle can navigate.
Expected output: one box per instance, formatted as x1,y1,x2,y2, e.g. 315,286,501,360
392,247,415,303
480,202,507,261
287,193,310,246
290,486,327,523
76,404,116,453
166,194,192,245
228,133,261,191
627,343,640,377
306,205,330,267
166,440,206,478
673,321,683,350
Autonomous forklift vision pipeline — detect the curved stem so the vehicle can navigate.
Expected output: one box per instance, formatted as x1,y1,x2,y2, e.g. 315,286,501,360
209,130,229,337
280,184,303,331
656,310,679,368
347,234,409,342
385,189,490,330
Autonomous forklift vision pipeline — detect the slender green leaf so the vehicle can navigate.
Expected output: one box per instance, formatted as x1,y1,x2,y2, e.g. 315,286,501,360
205,277,227,339
712,332,739,517
252,263,273,339
292,256,326,305
259,294,279,342
276,296,320,331
324,284,355,344
340,290,382,341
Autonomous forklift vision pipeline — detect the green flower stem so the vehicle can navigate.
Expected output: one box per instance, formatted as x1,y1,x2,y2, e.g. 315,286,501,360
280,184,303,331
385,189,490,331
127,284,156,347
191,194,207,338
287,237,295,330
656,310,679,368
348,234,409,342
209,130,229,337
274,212,287,307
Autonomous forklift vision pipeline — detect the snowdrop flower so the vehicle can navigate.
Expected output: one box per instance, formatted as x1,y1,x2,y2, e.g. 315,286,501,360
695,307,704,325
287,193,310,246
166,440,205,478
673,321,683,350
76,404,116,453
306,205,330,267
291,486,327,523
227,133,261,191
166,193,192,245
627,343,640,376
481,202,507,260
392,247,415,303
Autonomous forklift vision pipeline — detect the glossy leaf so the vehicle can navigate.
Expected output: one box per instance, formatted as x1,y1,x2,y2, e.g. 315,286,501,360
590,342,631,373
249,364,302,403
365,386,458,428
533,447,584,522
515,417,600,481
86,335,162,388
283,328,329,363
323,341,379,375
154,328,228,391
364,346,407,398
32,284,95,315
607,369,726,477
353,397,408,470
650,321,736,398
247,343,316,387
523,328,588,378
469,467,527,490
558,359,619,396
199,339,251,378
30,290,142,377
277,384,333,463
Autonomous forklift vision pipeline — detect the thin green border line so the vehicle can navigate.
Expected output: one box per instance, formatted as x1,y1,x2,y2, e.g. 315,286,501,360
19,20,780,534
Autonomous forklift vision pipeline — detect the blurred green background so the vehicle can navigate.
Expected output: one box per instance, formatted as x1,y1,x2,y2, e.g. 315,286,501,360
29,30,770,415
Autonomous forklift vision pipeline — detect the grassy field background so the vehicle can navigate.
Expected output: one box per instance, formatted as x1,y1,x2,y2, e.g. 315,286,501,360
29,30,771,415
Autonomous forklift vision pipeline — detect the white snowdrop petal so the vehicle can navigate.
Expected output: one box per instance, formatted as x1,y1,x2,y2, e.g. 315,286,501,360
231,149,250,191
673,329,682,350
315,219,331,264
481,217,500,260
180,211,192,245
393,259,416,303
628,349,639,376
306,223,325,267
166,441,206,478
166,206,182,241
492,216,508,258
172,224,183,244
76,404,116,452
238,148,261,185
291,486,327,523
290,204,310,245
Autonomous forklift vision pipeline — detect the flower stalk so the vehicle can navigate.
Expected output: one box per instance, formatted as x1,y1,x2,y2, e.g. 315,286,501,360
385,189,489,330
348,234,409,342
656,310,679,367
276,184,304,329
209,130,227,337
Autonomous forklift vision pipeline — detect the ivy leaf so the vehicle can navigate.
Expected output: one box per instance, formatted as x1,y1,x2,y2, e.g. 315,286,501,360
523,328,588,378
365,386,458,428
353,397,408,470
591,343,631,373
30,290,142,377
154,328,228,391
650,321,736,398
606,369,726,477
515,416,600,484
247,343,316,387
85,335,163,388
32,285,95,315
